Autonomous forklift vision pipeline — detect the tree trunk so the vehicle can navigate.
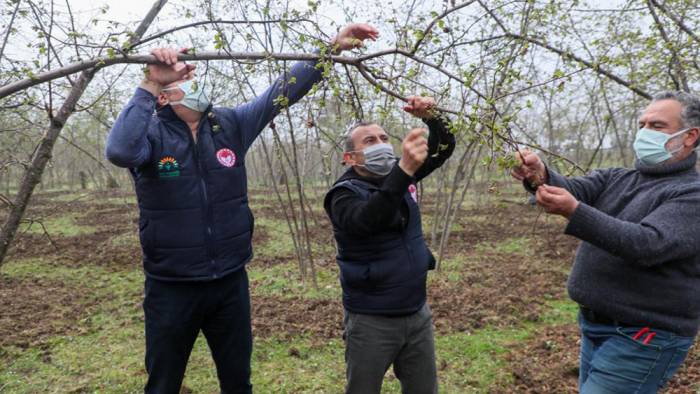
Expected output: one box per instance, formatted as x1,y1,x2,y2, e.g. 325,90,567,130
0,0,168,266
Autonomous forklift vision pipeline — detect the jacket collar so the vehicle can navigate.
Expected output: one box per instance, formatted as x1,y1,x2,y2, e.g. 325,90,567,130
336,166,387,187
156,103,214,123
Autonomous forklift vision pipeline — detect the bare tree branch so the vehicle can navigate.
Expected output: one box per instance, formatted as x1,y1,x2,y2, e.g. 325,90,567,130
0,0,21,61
0,0,168,266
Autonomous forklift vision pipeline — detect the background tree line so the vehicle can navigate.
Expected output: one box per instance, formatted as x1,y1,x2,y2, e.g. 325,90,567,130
1,0,699,284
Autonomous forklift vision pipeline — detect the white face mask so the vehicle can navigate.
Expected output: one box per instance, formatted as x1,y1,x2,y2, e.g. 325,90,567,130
351,143,396,176
162,80,210,112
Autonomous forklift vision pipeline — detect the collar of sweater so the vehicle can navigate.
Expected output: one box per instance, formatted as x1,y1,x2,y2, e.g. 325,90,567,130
635,152,698,175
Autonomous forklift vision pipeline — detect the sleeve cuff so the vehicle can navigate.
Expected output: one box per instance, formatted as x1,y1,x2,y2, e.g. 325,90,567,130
134,87,157,109
564,202,602,240
546,167,568,188
382,162,414,194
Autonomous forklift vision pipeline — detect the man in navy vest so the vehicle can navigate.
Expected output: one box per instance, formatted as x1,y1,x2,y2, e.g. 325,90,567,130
105,24,378,393
323,97,455,394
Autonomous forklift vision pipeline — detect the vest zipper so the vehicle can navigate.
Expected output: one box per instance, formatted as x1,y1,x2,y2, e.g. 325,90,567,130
185,118,217,278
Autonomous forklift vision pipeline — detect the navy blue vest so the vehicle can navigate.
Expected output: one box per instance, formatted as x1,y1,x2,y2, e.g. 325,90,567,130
134,106,253,281
325,178,435,315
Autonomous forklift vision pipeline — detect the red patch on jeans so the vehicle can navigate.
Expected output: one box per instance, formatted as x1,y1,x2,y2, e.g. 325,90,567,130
216,148,236,167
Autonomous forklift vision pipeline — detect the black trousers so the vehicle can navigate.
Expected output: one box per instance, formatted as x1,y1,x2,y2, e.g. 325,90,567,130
143,268,252,394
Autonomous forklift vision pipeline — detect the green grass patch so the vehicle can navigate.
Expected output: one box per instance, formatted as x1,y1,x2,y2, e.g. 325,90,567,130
422,214,464,233
19,214,95,237
475,236,534,256
103,196,138,205
248,261,340,300
436,328,531,392
254,217,334,259
429,253,471,283
540,298,578,325
254,217,300,259
109,231,138,247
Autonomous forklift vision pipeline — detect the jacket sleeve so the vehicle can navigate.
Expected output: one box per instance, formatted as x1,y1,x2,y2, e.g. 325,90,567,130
326,166,413,236
105,87,154,168
220,57,324,152
414,113,457,182
564,184,700,266
527,167,614,206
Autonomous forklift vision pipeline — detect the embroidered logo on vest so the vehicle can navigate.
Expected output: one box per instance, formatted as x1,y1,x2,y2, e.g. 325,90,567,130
216,148,236,167
157,156,180,177
408,184,417,202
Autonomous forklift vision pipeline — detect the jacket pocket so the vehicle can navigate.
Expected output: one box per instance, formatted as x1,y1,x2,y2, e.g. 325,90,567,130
138,216,154,254
339,261,370,287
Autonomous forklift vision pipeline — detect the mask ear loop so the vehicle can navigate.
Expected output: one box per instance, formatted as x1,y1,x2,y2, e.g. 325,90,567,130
677,127,700,153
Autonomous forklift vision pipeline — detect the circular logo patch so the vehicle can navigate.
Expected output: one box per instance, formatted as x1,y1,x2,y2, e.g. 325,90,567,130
216,148,236,168
408,184,418,202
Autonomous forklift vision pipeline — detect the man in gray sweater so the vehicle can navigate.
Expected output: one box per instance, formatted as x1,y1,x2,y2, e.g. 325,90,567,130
512,91,700,393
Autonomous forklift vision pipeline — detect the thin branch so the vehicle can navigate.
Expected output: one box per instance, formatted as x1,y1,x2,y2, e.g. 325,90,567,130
0,51,357,99
411,0,477,54
646,0,689,91
0,0,21,61
477,0,652,100
133,18,316,48
648,0,700,46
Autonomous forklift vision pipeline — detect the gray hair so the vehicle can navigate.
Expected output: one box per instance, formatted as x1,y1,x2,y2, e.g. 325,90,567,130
652,91,700,129
343,121,378,152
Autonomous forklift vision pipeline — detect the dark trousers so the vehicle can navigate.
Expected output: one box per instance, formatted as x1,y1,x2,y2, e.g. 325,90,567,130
343,303,437,394
143,268,252,394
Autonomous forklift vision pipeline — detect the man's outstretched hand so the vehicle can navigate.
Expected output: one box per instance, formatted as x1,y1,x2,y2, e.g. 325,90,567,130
331,23,379,53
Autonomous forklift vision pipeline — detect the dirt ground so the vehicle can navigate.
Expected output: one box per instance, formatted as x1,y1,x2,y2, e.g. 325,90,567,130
3,189,700,392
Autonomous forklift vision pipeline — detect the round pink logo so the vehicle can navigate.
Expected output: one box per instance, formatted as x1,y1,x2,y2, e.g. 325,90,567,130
408,184,417,202
216,148,236,167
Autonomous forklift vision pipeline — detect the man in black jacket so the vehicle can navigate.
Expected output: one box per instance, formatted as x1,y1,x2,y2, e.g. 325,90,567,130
323,96,455,394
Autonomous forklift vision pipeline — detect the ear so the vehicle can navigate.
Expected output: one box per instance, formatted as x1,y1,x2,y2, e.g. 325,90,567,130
342,152,355,166
685,127,700,147
157,92,168,107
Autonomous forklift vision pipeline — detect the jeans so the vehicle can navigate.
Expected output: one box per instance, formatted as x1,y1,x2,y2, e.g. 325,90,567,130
343,303,437,394
578,311,694,394
143,268,252,394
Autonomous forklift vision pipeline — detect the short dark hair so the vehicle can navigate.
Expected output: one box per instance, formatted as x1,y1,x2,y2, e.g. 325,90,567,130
343,121,378,152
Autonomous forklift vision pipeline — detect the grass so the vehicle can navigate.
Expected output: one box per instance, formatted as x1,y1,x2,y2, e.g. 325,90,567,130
18,214,95,237
254,217,335,260
247,261,341,300
541,298,579,325
1,188,586,392
103,196,138,205
109,230,139,247
0,255,577,393
475,236,535,256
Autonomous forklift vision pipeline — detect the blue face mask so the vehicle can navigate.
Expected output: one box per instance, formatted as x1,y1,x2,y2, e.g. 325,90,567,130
162,80,210,112
633,127,690,165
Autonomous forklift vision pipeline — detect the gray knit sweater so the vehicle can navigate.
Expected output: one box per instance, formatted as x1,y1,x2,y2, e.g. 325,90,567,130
546,152,700,337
